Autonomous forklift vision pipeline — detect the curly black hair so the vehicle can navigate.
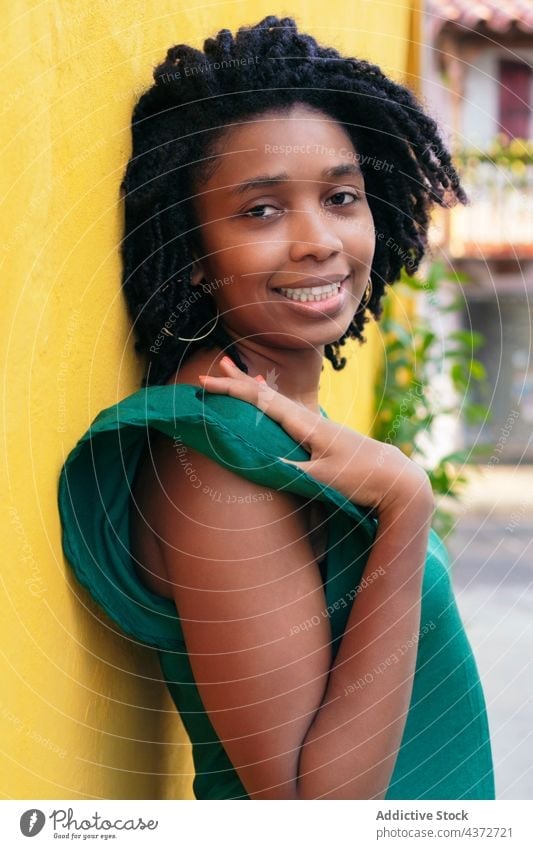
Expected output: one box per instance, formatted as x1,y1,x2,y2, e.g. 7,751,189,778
120,14,467,387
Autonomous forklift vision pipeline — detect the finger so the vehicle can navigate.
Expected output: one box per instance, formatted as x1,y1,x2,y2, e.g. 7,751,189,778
199,360,324,450
275,455,300,466
275,455,314,471
275,455,335,491
197,372,257,399
254,387,323,453
217,361,323,444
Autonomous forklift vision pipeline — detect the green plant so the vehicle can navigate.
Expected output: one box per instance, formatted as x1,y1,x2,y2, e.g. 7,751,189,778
373,261,493,541
454,134,533,166
453,135,533,186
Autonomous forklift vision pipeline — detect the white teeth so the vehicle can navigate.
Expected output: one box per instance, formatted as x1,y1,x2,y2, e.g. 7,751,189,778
277,281,342,302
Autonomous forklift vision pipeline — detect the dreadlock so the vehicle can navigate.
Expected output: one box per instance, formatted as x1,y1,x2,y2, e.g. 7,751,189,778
120,14,467,387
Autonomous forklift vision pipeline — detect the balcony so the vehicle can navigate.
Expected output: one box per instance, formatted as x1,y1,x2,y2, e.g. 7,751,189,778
437,139,533,260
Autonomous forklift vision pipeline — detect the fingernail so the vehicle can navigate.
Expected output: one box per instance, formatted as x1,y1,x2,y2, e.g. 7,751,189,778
220,356,235,367
255,375,266,383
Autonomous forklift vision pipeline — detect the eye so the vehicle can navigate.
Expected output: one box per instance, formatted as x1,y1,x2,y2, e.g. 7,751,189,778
242,204,282,219
326,190,360,207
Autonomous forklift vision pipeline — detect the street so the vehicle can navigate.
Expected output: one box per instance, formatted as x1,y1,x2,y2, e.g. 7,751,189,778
443,466,533,799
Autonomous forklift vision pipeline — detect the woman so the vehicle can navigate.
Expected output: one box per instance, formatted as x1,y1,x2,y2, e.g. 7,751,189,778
58,15,495,800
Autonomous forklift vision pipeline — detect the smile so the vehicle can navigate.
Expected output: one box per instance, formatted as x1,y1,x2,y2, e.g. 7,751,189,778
272,275,350,316
275,280,341,302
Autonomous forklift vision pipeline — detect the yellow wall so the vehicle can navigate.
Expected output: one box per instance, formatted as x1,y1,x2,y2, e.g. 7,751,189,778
1,0,420,799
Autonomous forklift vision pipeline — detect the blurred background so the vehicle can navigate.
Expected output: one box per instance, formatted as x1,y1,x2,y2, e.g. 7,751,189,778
1,0,531,802
396,0,533,799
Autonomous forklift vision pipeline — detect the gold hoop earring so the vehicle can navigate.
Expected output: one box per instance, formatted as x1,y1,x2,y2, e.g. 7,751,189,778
357,278,373,312
177,304,220,342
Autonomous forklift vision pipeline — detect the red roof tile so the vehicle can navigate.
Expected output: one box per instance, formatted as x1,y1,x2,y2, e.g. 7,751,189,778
427,0,533,35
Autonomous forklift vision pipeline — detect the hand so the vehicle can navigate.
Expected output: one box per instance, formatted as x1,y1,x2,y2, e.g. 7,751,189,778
197,357,433,516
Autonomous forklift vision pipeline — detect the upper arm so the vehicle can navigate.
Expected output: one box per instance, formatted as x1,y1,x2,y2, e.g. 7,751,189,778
145,432,332,799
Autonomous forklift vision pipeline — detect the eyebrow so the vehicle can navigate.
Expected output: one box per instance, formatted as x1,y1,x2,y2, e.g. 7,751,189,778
227,162,363,196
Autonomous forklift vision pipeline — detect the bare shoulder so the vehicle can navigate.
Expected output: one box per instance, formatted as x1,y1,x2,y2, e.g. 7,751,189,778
134,424,310,565
129,350,312,598
130,346,234,597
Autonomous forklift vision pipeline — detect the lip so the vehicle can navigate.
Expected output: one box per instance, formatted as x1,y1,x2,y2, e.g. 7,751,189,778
271,274,351,317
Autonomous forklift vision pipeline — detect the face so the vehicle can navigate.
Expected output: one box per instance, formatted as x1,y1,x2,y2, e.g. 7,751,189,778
189,103,376,353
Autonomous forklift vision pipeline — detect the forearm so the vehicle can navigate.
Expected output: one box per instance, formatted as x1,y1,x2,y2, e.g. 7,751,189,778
296,492,433,800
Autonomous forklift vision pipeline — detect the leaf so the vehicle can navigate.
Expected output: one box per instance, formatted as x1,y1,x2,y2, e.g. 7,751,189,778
469,359,487,380
383,338,405,354
440,302,463,314
417,331,436,355
399,274,426,291
385,319,413,347
448,329,485,349
438,449,475,464
451,363,468,388
463,404,491,424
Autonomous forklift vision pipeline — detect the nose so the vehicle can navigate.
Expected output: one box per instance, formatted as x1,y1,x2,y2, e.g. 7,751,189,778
287,205,344,263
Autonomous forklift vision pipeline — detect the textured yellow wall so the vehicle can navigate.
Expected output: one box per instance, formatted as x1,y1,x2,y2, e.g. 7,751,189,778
1,0,420,799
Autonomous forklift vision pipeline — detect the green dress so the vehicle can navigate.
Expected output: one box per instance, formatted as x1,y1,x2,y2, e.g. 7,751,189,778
57,383,495,800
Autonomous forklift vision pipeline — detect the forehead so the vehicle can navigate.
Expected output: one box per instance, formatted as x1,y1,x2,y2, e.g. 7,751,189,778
221,104,353,143
198,104,362,192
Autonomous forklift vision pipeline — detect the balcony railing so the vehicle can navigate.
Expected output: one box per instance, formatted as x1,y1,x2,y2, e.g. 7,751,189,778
444,150,533,259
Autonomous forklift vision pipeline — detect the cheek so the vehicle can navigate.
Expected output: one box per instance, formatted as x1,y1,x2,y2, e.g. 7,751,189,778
367,234,377,263
351,214,376,262
207,235,268,273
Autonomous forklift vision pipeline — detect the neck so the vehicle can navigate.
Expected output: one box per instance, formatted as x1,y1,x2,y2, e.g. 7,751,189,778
224,337,325,415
